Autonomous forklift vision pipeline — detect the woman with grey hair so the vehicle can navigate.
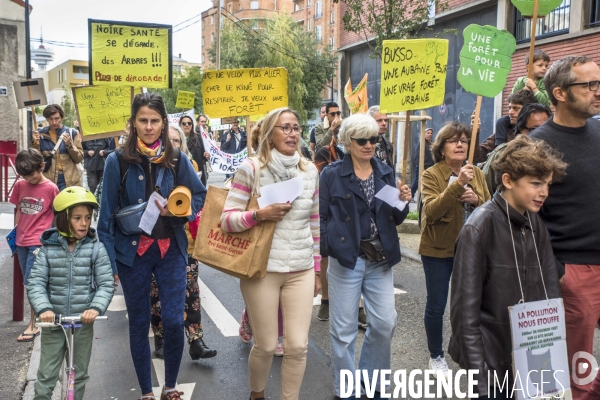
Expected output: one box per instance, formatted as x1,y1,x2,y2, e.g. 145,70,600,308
320,113,412,398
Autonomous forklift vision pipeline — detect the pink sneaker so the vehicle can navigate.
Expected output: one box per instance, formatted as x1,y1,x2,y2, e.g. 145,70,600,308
239,309,253,343
275,337,284,357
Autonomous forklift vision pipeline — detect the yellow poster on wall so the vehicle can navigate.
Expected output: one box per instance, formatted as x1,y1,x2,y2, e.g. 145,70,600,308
72,85,133,140
344,73,369,114
379,39,448,113
202,68,288,118
88,19,172,88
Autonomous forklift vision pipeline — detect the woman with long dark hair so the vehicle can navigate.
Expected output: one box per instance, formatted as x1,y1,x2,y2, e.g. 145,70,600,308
180,115,209,186
97,93,206,400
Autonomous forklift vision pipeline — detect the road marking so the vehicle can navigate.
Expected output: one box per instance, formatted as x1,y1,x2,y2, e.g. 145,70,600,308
152,359,196,399
107,295,127,312
198,277,240,337
394,287,407,294
0,213,14,230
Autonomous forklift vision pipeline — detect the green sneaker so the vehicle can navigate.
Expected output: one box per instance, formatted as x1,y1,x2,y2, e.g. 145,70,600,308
358,307,367,329
318,302,329,321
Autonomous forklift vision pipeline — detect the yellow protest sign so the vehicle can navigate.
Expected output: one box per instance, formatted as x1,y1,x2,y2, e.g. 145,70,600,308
175,90,195,109
88,19,172,88
379,39,448,113
344,73,369,114
202,68,288,118
72,85,133,140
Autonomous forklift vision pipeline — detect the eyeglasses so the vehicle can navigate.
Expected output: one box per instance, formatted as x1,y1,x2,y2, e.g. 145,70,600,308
274,125,301,135
351,136,379,146
328,111,341,117
567,81,600,91
447,138,470,145
181,122,192,126
199,120,207,124
170,138,181,144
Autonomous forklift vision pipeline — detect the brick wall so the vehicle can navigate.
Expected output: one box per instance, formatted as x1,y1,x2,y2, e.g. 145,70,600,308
501,35,600,114
446,0,479,9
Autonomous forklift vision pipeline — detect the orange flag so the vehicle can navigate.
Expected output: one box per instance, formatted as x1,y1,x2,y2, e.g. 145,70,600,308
344,73,369,114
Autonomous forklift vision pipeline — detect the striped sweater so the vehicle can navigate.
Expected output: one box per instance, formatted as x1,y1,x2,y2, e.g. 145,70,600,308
221,157,321,273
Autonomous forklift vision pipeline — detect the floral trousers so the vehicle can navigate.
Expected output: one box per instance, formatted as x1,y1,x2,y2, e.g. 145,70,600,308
151,255,203,344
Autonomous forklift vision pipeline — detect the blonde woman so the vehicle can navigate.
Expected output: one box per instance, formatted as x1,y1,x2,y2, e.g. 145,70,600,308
221,108,321,400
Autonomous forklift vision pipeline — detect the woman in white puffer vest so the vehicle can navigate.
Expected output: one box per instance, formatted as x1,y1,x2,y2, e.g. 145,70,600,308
221,107,321,400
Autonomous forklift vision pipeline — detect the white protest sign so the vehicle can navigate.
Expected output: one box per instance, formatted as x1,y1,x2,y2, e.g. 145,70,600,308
168,109,195,125
509,298,571,400
200,130,247,174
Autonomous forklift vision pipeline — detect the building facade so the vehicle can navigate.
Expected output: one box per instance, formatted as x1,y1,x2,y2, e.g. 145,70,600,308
0,0,28,149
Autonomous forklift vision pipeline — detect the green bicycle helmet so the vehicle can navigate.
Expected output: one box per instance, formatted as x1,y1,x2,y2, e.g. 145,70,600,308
53,186,99,213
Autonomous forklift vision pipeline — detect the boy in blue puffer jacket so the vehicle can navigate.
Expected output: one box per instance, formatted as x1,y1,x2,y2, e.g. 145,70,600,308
27,186,114,400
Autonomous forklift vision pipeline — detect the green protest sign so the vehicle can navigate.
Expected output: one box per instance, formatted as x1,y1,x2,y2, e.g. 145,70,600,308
458,25,516,98
511,0,563,18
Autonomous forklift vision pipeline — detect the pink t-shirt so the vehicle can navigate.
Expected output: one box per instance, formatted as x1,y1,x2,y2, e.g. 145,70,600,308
9,179,59,246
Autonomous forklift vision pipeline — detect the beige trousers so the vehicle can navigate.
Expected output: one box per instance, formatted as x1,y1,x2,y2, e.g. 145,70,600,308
240,268,314,400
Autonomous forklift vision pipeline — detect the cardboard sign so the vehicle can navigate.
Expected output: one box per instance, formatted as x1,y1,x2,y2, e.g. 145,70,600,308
202,68,288,118
175,90,195,109
167,109,194,125
72,85,133,140
509,299,571,400
12,78,47,109
88,19,172,88
511,0,563,18
345,73,369,114
458,25,517,98
380,39,448,113
200,130,248,174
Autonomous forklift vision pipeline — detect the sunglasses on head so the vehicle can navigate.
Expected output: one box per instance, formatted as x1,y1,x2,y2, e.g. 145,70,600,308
328,111,341,117
351,136,379,146
181,122,192,126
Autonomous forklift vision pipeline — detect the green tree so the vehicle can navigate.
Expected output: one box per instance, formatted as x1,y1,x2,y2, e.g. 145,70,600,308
207,15,335,123
335,0,450,58
61,85,77,127
155,66,204,114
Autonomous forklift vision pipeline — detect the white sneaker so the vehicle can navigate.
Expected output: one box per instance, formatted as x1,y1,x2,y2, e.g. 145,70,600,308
429,355,450,379
274,337,284,357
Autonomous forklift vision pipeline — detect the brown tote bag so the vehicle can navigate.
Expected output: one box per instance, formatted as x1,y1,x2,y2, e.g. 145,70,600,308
193,157,276,279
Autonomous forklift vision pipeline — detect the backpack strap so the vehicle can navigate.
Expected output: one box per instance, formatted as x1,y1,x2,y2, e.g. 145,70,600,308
172,147,181,187
112,150,130,216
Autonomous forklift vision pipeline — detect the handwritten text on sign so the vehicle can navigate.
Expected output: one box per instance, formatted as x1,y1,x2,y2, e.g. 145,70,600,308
72,85,133,139
200,130,248,174
202,68,288,118
458,25,516,98
175,90,195,109
89,19,172,88
379,39,448,113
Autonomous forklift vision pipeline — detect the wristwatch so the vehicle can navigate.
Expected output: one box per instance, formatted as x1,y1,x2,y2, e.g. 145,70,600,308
252,210,258,222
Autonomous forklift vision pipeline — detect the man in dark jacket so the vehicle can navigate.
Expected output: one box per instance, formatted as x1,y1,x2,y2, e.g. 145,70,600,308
529,55,600,399
220,119,246,154
82,138,111,194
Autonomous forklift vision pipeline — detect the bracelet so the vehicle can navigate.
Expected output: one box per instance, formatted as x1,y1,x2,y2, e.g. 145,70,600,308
315,272,321,277
251,210,258,222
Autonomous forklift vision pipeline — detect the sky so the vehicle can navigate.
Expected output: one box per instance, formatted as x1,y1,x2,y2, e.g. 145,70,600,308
28,0,213,70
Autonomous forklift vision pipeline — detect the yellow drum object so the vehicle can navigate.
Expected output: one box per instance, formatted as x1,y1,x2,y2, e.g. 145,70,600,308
168,186,192,217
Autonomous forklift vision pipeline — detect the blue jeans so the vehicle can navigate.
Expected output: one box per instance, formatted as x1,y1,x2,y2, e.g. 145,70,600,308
56,173,66,191
328,257,397,397
421,255,454,358
16,245,40,285
117,237,186,394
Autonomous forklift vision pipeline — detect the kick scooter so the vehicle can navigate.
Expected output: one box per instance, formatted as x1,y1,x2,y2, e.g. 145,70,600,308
37,314,108,400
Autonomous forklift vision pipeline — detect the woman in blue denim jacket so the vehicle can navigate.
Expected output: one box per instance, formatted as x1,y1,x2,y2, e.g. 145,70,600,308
319,113,412,399
97,93,206,400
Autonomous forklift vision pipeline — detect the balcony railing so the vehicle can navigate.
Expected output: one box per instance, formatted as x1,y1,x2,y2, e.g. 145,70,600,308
514,0,570,43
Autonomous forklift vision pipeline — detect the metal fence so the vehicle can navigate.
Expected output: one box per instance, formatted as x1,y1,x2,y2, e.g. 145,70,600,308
514,0,570,43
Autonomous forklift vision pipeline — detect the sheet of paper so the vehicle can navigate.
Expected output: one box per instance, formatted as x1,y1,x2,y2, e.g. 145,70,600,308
374,185,408,211
139,192,168,235
448,175,467,188
257,176,304,208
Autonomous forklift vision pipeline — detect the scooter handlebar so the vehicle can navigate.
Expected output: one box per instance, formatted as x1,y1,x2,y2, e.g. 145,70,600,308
35,314,108,327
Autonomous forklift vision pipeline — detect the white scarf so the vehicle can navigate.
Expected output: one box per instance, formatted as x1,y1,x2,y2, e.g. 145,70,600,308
268,148,300,181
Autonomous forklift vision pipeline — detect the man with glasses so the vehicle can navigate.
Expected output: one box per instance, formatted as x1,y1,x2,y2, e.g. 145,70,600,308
313,102,342,153
31,104,83,190
196,114,213,141
529,56,600,399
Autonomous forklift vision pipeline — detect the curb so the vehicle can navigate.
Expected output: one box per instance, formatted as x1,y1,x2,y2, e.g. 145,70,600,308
401,246,421,264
